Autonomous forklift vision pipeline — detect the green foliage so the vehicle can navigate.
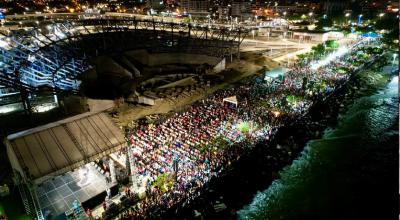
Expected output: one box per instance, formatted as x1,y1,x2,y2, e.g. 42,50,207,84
381,29,399,48
195,134,231,153
213,135,230,149
316,17,333,30
183,17,192,23
311,44,326,58
286,95,304,104
237,121,250,134
195,141,213,153
152,173,174,193
325,40,339,49
296,54,307,60
375,14,398,31
337,67,348,75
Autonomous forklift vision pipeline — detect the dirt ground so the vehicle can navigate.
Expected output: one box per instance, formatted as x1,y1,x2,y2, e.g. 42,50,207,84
111,51,279,128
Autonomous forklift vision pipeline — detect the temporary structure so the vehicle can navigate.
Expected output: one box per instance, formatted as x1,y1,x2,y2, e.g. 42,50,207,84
264,67,287,81
222,96,238,106
5,112,126,184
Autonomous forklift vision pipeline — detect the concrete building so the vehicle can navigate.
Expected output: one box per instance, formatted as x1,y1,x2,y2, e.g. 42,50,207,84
218,6,230,19
323,0,350,16
231,1,252,20
146,0,165,10
180,0,210,17
291,31,344,43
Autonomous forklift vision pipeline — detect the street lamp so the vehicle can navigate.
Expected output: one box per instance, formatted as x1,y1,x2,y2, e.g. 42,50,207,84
286,53,290,66
308,12,313,23
392,53,397,64
345,12,350,25
358,14,363,25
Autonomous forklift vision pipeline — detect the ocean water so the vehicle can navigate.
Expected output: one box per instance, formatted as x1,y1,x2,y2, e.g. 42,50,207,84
237,75,399,220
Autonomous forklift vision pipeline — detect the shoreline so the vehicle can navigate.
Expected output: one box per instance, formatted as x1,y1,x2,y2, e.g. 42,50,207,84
105,40,387,220
237,70,398,219
155,54,389,220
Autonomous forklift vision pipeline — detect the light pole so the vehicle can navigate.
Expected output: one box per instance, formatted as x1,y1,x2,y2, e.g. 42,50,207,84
358,14,363,25
308,12,313,23
378,13,384,20
283,33,288,56
391,53,398,72
287,53,294,67
392,53,397,65
345,12,350,25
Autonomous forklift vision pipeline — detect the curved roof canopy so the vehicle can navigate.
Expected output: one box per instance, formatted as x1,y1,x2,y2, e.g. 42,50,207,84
6,112,125,182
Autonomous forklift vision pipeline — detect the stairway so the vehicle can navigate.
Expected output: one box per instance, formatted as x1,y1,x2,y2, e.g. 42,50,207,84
17,182,44,220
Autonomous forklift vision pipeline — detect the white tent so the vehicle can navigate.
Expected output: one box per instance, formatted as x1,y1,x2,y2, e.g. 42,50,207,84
223,96,238,106
264,67,287,81
5,112,126,183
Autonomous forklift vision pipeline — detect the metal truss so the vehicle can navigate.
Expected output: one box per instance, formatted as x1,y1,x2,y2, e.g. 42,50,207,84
0,17,249,97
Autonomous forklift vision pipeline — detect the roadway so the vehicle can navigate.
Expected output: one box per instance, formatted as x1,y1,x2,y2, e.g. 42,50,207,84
3,12,354,66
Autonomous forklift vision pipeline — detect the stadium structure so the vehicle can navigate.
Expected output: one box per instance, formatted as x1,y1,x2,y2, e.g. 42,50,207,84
0,15,248,113
1,14,249,219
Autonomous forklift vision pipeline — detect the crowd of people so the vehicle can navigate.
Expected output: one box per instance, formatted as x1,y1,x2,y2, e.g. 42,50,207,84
108,38,379,219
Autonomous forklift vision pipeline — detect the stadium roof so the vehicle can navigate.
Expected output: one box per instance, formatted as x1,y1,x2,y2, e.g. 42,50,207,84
6,112,126,182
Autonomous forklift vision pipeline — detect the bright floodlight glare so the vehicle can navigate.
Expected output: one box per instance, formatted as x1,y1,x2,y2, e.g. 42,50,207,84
54,28,66,39
33,103,57,113
310,47,349,70
0,105,17,114
0,39,9,48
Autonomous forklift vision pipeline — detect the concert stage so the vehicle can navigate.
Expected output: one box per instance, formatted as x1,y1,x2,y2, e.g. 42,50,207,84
37,163,117,216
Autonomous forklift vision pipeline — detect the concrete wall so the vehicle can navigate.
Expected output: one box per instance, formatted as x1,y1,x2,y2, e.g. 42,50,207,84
292,32,325,42
87,99,115,112
125,50,223,67
93,56,134,78
125,50,150,65
213,58,226,73
292,31,344,43
138,96,155,105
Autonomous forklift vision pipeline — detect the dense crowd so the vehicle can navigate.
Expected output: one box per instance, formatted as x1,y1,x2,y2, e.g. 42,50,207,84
108,38,378,219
